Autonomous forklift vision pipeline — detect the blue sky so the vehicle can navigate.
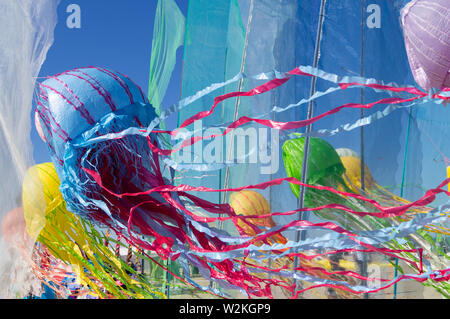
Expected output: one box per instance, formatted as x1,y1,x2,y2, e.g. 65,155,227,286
33,0,188,164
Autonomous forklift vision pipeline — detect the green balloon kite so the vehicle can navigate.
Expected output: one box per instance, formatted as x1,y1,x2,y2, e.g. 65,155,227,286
282,136,450,297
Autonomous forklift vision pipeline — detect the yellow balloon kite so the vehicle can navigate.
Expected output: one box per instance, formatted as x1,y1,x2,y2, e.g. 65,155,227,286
229,190,287,246
22,162,166,299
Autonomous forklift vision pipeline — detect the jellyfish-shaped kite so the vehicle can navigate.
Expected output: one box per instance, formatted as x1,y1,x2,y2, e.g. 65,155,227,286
282,137,449,295
229,190,287,246
21,162,167,299
35,67,181,256
401,0,450,91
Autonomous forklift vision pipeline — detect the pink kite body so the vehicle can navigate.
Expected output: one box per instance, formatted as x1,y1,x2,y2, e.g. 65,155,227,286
401,0,450,91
